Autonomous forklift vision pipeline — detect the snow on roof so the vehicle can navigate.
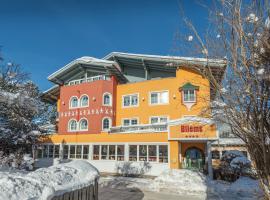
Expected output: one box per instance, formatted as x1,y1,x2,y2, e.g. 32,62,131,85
104,52,227,67
168,116,214,126
0,160,99,200
212,138,245,146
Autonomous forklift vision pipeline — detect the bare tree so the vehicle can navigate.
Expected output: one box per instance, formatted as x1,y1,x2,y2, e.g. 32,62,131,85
176,0,270,198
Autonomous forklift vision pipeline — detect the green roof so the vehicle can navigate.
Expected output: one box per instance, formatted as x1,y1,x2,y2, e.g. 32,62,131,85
180,82,199,90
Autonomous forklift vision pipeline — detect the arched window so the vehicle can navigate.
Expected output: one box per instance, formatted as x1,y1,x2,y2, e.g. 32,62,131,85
103,93,112,106
79,119,88,131
102,117,111,130
80,95,89,107
70,97,79,108
68,119,77,131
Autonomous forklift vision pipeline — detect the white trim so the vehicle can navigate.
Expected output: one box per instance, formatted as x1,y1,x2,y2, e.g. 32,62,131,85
78,118,88,131
122,93,139,108
69,96,79,109
149,90,169,106
80,94,89,107
102,92,112,106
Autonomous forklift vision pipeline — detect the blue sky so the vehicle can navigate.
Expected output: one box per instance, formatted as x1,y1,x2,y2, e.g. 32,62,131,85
0,0,209,90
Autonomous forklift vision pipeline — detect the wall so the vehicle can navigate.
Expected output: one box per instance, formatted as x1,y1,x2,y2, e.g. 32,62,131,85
57,76,117,134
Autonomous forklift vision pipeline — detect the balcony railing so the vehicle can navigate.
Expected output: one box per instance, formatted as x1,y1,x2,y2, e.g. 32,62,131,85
68,75,110,86
109,123,168,134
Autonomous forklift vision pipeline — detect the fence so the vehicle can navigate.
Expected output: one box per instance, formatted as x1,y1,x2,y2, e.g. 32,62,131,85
51,178,98,200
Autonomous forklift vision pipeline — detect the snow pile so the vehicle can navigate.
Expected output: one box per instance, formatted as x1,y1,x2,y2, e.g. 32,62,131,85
151,169,207,195
0,160,99,200
230,156,251,168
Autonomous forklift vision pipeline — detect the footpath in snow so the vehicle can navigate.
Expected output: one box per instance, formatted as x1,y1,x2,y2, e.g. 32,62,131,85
100,169,264,200
0,160,99,200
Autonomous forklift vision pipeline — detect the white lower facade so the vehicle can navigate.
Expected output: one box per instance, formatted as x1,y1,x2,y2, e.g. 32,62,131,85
34,142,169,176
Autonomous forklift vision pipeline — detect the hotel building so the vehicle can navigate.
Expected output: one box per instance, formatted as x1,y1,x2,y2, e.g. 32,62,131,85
39,52,226,176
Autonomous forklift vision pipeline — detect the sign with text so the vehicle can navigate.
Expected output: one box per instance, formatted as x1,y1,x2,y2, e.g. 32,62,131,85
181,125,203,133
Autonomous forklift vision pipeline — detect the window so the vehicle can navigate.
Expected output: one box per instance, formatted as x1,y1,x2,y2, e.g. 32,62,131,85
129,145,137,161
183,90,195,102
83,145,89,159
54,145,60,158
122,118,138,126
101,145,108,160
70,97,79,108
68,119,77,131
139,145,147,161
123,94,138,107
93,145,100,160
37,146,43,158
76,145,82,159
63,145,69,159
102,117,111,130
150,91,169,105
103,93,112,106
117,145,125,161
70,145,76,158
150,116,168,124
79,119,88,131
241,151,248,157
80,95,89,107
148,145,157,162
48,145,54,158
211,150,220,159
43,145,48,158
159,145,168,163
109,145,116,160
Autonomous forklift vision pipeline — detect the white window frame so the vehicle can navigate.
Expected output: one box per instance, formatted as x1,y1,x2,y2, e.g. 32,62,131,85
122,117,139,126
149,90,169,105
79,118,88,131
68,119,78,132
122,93,139,108
103,92,112,106
182,89,196,103
80,94,89,107
102,117,112,131
149,116,169,124
69,96,79,109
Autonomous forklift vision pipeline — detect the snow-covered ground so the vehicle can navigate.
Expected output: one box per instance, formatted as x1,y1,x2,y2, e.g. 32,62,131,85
100,169,264,200
0,160,99,200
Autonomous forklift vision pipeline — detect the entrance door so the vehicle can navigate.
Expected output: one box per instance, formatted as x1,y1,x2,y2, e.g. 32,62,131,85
184,147,204,170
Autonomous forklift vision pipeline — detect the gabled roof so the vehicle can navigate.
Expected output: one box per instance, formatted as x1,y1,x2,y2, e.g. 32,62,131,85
48,56,128,85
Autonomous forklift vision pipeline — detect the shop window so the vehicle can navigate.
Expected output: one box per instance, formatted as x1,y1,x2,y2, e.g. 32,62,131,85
93,145,100,160
129,145,137,161
48,145,54,158
117,145,125,161
150,91,169,105
83,145,89,159
37,146,43,158
69,145,76,158
54,145,60,158
211,150,220,159
76,145,82,159
148,145,157,162
80,95,89,107
43,145,48,158
123,94,138,107
159,145,168,163
139,145,147,161
101,145,108,160
109,145,116,160
63,145,69,159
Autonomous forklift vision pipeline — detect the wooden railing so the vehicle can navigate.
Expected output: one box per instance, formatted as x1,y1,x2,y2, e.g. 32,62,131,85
52,178,98,200
68,75,110,86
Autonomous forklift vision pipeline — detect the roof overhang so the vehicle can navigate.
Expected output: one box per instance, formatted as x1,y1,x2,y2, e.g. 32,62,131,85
41,85,59,104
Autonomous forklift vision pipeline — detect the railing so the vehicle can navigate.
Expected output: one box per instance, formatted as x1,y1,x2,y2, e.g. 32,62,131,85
69,75,110,86
51,178,98,200
109,123,168,133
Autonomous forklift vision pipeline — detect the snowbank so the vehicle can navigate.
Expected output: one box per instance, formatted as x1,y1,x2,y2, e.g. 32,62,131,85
0,160,99,200
152,169,207,195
